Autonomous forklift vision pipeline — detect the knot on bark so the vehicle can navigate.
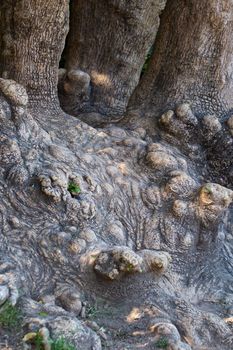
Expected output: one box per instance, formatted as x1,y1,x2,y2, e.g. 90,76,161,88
93,247,171,280
196,183,233,226
59,68,91,99
0,78,28,107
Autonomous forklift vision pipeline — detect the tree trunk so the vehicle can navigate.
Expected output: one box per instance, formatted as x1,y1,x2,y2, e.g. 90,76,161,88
0,2,233,350
0,0,69,109
59,0,166,119
128,0,233,121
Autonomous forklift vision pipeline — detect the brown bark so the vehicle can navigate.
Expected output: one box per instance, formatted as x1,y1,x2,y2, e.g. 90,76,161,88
0,0,69,108
128,0,233,121
60,0,166,118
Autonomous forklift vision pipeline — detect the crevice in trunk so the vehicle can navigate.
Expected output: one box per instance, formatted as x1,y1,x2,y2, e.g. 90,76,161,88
59,0,74,70
58,0,167,120
59,50,66,69
127,0,233,126
140,44,155,79
0,2,233,349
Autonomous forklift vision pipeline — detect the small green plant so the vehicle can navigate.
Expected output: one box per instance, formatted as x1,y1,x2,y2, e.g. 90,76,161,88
115,328,128,338
155,337,169,349
38,311,49,317
0,301,22,329
31,333,75,350
86,298,114,319
86,304,99,319
125,262,134,272
51,337,75,350
203,184,212,194
141,45,154,76
34,332,44,350
67,181,81,195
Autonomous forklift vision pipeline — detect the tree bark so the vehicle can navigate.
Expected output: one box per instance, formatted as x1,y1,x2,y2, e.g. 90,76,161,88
0,2,233,350
128,0,233,121
0,0,69,109
59,0,166,118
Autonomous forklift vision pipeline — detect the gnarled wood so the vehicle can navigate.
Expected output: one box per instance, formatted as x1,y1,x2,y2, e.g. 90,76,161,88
0,1,233,350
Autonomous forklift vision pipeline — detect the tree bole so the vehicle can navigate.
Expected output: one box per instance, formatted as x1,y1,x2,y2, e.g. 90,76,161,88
60,0,166,118
0,1,233,349
128,0,233,121
0,0,69,108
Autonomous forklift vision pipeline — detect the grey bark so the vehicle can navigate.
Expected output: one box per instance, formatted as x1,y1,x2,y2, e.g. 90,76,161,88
0,79,232,350
125,0,233,190
0,1,232,350
59,0,166,120
0,0,69,108
128,0,233,121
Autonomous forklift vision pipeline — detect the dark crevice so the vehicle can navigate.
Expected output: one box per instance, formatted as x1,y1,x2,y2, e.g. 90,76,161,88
59,0,73,69
140,44,155,79
59,48,66,69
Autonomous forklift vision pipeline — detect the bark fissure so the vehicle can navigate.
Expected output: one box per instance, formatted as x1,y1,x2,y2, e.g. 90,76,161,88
58,0,166,120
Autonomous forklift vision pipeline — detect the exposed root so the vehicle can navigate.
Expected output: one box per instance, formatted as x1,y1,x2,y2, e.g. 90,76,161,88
0,80,232,349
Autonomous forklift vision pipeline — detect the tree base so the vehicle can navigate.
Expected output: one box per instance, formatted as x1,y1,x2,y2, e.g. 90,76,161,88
0,80,232,349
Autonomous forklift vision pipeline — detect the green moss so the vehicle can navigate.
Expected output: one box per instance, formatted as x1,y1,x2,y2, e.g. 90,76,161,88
38,311,49,317
155,337,169,349
141,45,154,76
203,185,212,194
33,333,76,350
126,263,134,272
0,301,22,329
51,337,76,350
67,182,81,195
34,332,44,350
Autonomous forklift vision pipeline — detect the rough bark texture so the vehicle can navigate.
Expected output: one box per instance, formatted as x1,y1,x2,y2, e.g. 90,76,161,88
0,0,69,107
125,0,233,192
128,0,233,121
59,0,166,121
1,79,233,350
0,1,233,350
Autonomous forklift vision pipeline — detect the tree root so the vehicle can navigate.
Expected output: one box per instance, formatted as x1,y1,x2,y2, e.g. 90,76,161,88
0,79,232,349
